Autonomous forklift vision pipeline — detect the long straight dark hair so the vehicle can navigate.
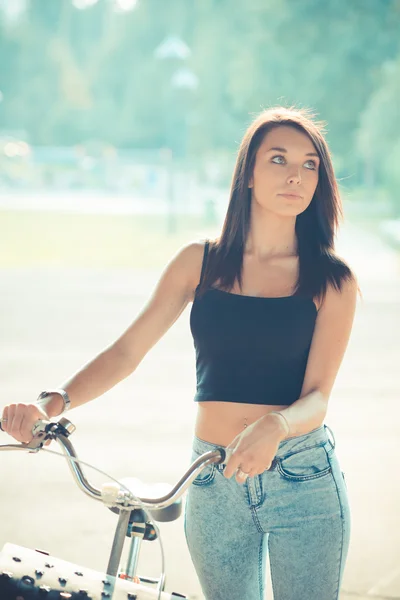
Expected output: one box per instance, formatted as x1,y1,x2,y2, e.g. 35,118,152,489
198,106,356,303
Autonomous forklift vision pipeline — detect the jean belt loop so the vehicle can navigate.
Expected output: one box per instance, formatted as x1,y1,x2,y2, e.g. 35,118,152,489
324,424,336,451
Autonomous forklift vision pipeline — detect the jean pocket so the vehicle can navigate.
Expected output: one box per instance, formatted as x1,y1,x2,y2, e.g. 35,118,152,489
277,443,332,482
190,448,217,487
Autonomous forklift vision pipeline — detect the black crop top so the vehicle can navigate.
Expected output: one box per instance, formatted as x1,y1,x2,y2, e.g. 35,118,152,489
189,241,317,406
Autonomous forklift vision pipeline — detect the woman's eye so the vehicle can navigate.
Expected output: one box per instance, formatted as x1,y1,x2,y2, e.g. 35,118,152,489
271,156,317,170
305,160,317,170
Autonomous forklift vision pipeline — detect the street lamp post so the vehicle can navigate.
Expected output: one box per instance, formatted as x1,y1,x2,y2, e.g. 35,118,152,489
154,36,198,234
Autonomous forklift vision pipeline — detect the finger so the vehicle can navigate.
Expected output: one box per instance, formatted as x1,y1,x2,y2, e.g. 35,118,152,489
238,463,253,476
19,413,36,444
223,448,234,464
1,406,10,432
18,416,30,444
11,405,35,443
247,467,259,478
235,467,253,485
9,405,26,442
5,405,16,435
236,463,269,482
223,451,244,479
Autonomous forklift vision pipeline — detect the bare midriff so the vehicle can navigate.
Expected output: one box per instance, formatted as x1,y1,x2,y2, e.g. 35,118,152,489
194,400,300,446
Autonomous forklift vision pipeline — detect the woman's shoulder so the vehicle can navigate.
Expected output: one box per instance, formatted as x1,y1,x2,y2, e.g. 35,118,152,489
176,239,209,264
170,239,211,295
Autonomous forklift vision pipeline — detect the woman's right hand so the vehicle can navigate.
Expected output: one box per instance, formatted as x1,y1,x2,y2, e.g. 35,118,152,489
0,403,49,443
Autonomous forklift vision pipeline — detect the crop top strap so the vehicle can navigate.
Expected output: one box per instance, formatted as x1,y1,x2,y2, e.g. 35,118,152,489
198,240,210,287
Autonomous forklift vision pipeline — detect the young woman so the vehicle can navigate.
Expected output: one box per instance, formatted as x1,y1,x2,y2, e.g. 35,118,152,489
1,106,358,600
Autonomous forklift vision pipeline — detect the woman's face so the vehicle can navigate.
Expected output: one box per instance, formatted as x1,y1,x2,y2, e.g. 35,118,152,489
249,125,320,216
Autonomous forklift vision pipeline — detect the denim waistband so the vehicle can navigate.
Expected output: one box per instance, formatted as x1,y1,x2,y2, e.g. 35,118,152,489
192,423,336,460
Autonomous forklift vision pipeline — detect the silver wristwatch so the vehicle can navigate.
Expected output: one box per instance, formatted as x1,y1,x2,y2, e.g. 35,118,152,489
36,389,71,414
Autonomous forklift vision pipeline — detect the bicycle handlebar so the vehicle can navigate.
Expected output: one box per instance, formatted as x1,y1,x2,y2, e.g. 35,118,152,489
0,418,227,510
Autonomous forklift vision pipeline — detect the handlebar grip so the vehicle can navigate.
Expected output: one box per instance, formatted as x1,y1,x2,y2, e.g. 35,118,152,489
0,418,49,436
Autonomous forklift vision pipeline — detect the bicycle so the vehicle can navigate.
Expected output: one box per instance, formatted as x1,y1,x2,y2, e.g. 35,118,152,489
0,417,226,600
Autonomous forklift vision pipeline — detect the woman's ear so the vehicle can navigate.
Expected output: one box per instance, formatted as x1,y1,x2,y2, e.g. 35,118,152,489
248,177,253,189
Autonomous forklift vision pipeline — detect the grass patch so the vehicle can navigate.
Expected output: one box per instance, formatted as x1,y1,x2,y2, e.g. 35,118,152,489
1,210,219,268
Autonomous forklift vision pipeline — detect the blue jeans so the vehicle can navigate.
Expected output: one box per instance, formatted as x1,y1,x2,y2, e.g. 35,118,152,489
184,424,350,600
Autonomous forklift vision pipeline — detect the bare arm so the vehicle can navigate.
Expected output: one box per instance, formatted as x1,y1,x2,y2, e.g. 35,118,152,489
270,273,359,438
2,242,205,438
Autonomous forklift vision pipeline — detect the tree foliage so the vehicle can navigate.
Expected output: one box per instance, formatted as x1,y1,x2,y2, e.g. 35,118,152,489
0,0,399,191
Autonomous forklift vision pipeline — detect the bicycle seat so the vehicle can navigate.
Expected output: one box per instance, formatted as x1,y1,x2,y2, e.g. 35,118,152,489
105,478,182,523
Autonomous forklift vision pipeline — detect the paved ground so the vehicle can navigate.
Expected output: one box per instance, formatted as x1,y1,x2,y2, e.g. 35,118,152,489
0,221,399,599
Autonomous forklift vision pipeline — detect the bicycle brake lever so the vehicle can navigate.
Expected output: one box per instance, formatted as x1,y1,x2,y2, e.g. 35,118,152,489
25,420,52,451
29,418,76,451
2,419,76,453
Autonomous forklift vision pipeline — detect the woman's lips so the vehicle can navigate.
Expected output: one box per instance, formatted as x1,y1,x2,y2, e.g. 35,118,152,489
279,193,303,199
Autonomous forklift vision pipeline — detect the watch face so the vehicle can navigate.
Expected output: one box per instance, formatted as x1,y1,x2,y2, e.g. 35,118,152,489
37,390,69,414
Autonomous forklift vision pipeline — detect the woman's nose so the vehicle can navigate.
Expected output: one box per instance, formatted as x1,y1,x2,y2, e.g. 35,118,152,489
287,170,301,184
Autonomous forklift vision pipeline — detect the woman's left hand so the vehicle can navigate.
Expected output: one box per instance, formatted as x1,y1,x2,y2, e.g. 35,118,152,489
223,414,288,484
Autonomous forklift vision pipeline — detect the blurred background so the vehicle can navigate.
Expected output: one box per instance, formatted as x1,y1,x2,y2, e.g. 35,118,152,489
0,1,399,599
